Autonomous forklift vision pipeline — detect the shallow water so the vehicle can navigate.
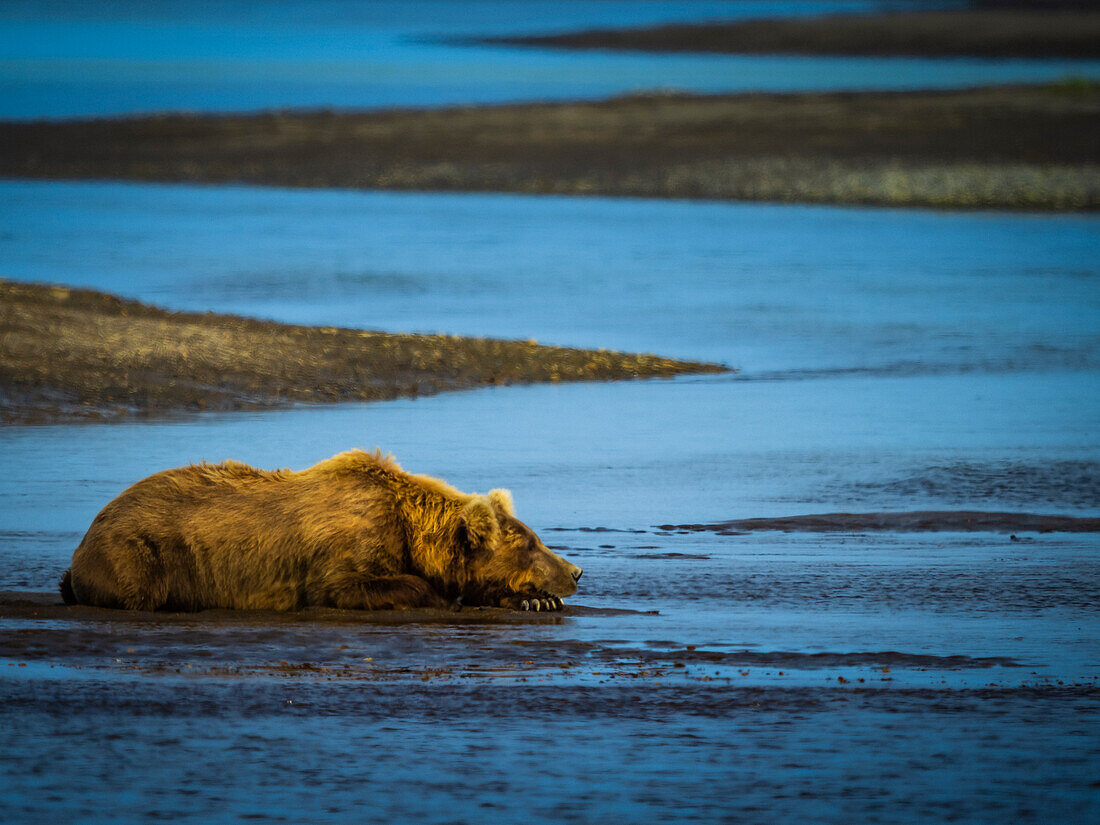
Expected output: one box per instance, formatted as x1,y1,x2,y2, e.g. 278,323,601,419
3,0,1099,118
3,673,1095,825
1,179,1098,821
3,180,1098,372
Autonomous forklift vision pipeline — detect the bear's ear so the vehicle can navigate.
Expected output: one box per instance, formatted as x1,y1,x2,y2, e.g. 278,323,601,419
488,488,514,517
460,496,500,550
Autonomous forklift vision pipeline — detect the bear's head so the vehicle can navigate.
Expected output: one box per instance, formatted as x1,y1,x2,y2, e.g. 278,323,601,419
458,488,582,610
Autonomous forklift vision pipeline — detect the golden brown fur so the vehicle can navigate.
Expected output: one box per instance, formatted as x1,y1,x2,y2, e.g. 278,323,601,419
63,449,581,612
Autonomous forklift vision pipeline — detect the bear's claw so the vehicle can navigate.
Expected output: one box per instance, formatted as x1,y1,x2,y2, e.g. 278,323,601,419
519,596,564,612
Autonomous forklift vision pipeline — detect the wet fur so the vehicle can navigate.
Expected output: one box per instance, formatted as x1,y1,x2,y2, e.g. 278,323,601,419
63,449,580,612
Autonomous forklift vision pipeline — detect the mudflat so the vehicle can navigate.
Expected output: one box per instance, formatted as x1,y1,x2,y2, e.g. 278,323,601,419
2,84,1097,210
4,515,1098,823
482,9,1100,58
0,280,724,424
661,510,1100,534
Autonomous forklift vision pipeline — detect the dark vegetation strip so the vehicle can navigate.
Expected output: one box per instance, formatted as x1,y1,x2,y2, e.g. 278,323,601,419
660,511,1100,534
0,280,725,425
2,83,1096,211
480,9,1100,58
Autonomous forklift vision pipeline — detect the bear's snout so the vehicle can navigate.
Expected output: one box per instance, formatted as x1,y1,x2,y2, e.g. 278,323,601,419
537,549,583,597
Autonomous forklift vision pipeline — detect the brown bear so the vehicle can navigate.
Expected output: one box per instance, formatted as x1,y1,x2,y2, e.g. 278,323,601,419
60,449,581,612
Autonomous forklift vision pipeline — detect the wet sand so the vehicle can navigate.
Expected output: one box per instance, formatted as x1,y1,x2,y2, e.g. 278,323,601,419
661,510,1100,534
2,84,1097,210
0,280,723,424
0,591,1028,678
4,516,1099,825
484,9,1100,58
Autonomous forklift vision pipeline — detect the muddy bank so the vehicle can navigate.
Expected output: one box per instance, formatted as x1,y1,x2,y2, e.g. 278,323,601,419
0,280,724,424
1,84,1097,210
483,9,1100,58
0,592,1031,679
0,591,636,625
660,510,1100,534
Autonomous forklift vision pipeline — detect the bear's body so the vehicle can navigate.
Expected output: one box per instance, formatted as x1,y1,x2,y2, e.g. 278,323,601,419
62,450,580,612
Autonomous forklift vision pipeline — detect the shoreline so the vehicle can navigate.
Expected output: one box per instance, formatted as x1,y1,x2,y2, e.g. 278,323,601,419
0,280,726,425
479,10,1100,59
659,511,1100,534
2,83,1096,212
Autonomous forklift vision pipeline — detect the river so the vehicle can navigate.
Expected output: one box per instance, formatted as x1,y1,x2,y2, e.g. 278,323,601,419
2,0,1100,118
1,0,1098,820
1,179,1097,822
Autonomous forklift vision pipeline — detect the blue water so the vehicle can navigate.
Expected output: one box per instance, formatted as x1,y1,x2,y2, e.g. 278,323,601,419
3,181,1099,374
3,0,1098,119
1,3,1099,820
1,178,1097,572
2,184,1099,822
1,162,1099,825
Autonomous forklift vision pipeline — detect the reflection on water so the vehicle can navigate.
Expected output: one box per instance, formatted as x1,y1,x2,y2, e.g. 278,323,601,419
2,0,1099,118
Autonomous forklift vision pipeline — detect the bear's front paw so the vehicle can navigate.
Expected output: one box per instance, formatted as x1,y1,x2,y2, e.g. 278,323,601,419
505,594,564,612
